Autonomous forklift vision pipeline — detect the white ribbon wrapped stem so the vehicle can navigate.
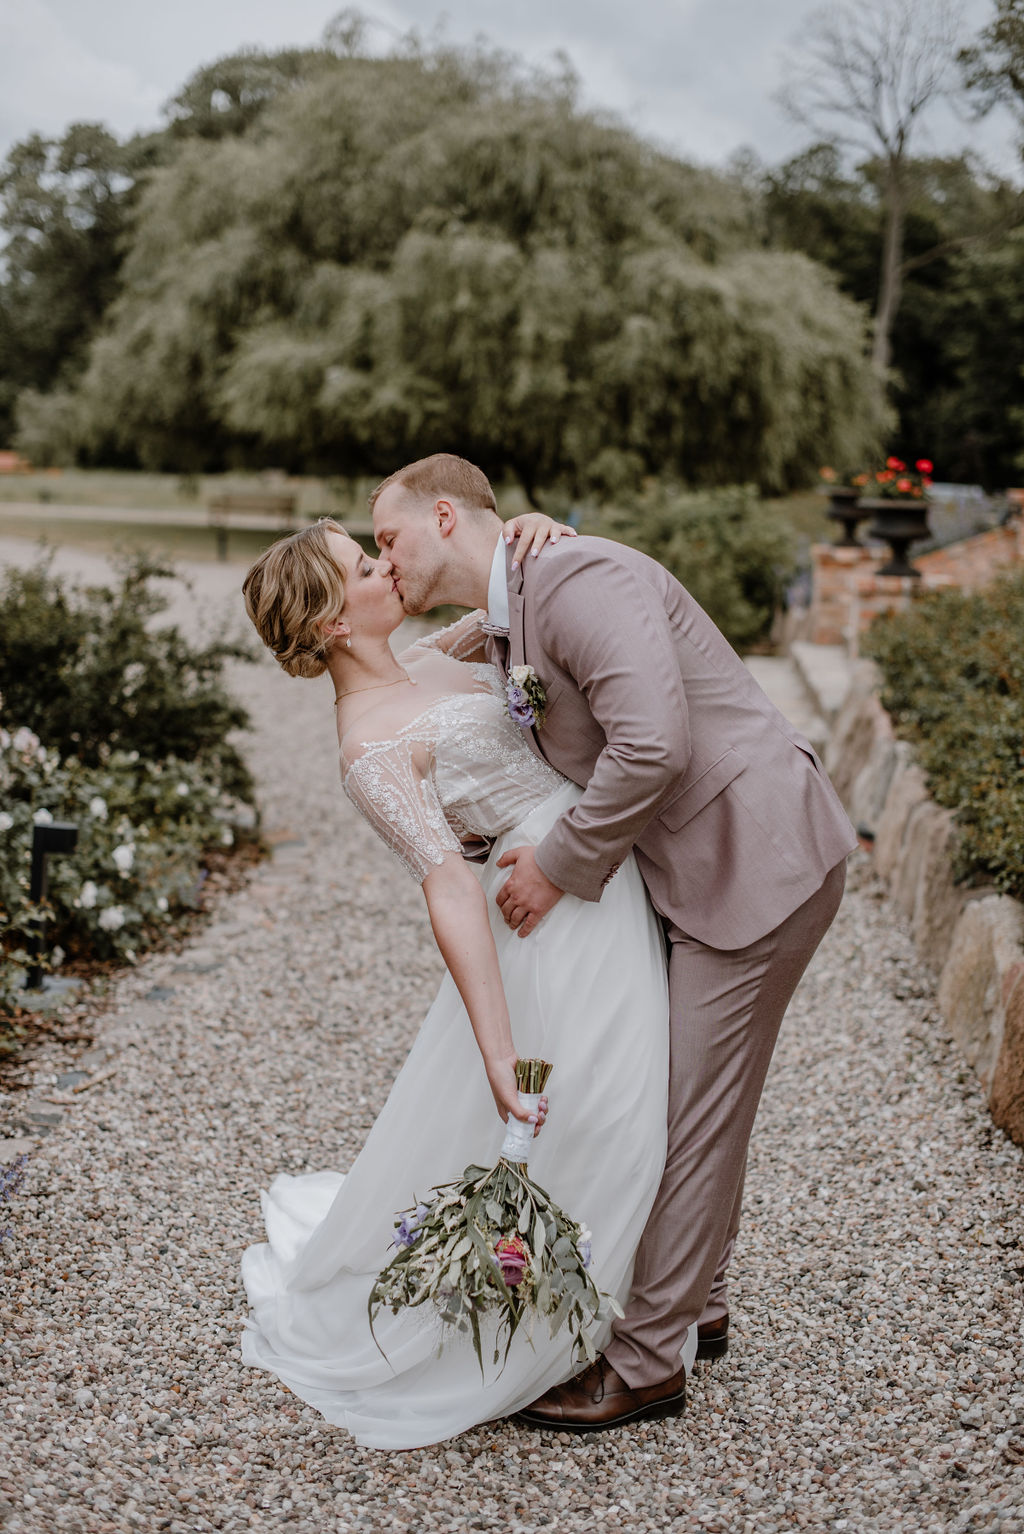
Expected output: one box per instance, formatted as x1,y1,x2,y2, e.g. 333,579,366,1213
499,1092,541,1163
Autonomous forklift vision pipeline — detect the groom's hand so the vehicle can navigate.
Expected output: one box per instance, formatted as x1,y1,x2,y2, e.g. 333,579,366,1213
495,846,564,937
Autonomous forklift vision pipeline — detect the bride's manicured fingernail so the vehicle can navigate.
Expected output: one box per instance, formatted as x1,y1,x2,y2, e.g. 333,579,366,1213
511,559,519,571
532,548,540,556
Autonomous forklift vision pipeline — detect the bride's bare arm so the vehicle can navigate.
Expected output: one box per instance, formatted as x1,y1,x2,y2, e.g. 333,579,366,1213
421,856,547,1131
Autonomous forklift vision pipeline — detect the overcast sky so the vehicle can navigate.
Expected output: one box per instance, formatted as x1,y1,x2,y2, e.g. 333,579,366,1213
2,0,1019,176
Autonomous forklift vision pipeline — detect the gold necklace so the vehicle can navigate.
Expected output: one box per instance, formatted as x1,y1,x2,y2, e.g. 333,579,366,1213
333,671,417,706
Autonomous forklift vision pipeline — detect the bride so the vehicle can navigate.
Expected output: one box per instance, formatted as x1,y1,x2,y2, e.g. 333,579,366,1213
239,515,679,1450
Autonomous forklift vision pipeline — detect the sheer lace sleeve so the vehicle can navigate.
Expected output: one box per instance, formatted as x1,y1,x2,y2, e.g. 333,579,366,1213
342,736,464,883
401,610,488,664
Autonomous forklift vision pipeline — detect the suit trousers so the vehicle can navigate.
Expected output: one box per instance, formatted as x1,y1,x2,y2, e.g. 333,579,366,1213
604,858,847,1387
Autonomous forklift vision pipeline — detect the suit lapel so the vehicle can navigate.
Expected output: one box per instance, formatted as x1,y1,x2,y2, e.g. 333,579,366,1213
505,558,550,766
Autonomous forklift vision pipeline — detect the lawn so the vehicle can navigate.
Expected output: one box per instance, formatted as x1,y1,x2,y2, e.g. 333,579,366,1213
0,470,831,565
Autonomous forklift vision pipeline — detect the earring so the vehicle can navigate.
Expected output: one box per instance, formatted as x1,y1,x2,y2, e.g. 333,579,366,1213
346,638,352,649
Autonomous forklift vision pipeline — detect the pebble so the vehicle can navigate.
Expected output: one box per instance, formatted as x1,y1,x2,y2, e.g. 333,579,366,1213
1,545,1022,1533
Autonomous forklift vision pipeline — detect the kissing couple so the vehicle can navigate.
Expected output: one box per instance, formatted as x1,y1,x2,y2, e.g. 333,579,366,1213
239,453,856,1450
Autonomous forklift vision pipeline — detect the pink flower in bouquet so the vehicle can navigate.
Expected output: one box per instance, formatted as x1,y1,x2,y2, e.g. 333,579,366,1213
495,1235,530,1288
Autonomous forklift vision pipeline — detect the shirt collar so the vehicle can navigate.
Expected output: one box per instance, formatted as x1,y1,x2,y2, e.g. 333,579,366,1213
486,532,510,630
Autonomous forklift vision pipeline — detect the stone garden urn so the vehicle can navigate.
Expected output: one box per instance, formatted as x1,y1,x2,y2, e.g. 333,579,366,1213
860,497,932,578
822,486,867,547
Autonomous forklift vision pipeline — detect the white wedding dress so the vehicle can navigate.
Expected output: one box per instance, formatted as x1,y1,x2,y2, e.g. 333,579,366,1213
240,616,673,1449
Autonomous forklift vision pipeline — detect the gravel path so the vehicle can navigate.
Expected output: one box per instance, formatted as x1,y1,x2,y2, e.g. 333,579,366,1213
1,546,1023,1534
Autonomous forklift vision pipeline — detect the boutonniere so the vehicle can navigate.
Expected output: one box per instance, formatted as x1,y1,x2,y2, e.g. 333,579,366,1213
506,665,547,730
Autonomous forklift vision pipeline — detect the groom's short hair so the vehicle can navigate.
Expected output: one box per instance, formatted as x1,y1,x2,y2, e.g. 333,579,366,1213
369,454,497,518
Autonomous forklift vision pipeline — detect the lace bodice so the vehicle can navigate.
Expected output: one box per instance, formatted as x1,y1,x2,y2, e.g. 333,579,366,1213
339,616,564,883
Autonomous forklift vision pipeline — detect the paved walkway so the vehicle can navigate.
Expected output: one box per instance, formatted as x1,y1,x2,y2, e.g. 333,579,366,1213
1,543,1022,1534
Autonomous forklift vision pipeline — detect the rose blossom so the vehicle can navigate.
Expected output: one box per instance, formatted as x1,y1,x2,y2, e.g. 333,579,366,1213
98,905,126,932
112,843,135,875
495,1235,529,1288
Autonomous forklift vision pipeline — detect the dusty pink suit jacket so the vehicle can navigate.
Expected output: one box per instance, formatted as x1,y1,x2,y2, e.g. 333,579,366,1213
490,536,857,951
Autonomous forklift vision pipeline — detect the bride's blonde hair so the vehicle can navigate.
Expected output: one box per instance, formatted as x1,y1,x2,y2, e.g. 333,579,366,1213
242,518,347,679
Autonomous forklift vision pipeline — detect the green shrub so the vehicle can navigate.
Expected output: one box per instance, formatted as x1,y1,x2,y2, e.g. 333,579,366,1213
0,553,258,1028
0,724,250,1018
0,552,253,800
578,484,797,652
864,570,1024,901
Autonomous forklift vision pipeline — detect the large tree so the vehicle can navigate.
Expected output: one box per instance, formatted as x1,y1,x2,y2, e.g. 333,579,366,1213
961,0,1024,129
780,0,964,379
762,144,1024,483
30,40,880,493
0,124,140,444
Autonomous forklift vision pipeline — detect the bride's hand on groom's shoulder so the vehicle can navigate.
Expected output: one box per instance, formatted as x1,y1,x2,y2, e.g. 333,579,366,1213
503,513,577,571
495,846,564,937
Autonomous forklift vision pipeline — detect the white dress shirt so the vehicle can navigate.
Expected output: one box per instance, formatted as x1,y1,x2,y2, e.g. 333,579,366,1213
486,532,510,631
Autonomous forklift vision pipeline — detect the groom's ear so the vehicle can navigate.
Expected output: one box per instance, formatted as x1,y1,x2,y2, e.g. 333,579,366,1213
435,498,457,538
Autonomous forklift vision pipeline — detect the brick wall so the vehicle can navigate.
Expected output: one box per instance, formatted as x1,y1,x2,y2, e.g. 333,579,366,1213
808,515,1024,651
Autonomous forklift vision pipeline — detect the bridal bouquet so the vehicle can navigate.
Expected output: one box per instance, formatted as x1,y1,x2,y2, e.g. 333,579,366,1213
369,1059,619,1375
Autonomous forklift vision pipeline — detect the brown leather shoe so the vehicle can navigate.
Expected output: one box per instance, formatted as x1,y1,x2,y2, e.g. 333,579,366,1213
517,1357,686,1433
695,1314,729,1361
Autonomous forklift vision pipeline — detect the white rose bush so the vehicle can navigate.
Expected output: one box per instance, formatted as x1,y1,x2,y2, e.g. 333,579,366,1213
0,719,253,1023
0,554,258,1034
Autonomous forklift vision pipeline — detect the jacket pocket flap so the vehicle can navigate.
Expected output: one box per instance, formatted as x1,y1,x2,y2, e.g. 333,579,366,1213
658,748,747,832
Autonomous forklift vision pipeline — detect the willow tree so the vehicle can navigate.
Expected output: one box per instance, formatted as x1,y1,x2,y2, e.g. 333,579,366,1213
26,39,882,493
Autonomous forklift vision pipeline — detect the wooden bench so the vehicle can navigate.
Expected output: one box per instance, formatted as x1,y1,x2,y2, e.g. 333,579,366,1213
206,491,298,560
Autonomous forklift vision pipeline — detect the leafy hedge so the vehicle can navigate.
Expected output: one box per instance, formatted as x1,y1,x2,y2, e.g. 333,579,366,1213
0,554,256,1025
579,483,797,652
863,570,1024,901
0,554,252,799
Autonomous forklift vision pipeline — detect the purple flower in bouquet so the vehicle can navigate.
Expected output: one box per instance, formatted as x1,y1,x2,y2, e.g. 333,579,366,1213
369,1059,621,1376
394,1201,431,1248
495,1235,530,1288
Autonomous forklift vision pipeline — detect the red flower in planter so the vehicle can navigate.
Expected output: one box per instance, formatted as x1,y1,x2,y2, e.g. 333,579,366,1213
916,459,933,474
886,456,906,471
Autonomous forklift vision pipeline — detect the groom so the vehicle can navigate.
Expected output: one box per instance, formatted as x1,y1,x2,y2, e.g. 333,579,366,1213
371,453,857,1431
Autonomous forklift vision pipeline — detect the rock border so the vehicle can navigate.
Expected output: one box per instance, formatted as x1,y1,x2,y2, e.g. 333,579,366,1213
821,660,1024,1147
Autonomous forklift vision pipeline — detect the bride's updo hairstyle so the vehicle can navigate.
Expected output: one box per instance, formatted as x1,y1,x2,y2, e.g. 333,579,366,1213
242,518,347,679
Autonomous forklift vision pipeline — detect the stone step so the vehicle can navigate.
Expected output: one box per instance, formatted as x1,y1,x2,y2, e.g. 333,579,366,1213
789,642,853,725
743,655,829,754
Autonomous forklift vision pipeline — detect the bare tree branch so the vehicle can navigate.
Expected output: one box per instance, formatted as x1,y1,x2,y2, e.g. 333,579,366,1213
778,0,966,378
